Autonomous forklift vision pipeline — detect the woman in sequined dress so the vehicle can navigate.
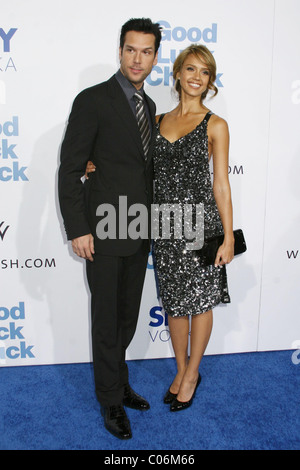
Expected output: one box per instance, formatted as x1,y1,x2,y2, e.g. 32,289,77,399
153,45,234,412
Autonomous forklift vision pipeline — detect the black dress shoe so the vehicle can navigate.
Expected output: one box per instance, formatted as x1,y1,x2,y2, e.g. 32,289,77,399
101,405,132,440
163,388,177,404
123,384,150,410
170,374,202,412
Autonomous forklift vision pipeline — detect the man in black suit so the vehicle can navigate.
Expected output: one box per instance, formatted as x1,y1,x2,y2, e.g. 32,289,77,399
58,18,161,440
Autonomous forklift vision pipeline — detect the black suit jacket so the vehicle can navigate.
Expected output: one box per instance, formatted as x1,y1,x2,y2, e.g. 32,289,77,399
58,75,156,256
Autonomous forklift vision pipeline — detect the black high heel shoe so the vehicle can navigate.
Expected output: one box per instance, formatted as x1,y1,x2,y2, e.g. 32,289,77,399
170,374,201,412
163,388,178,404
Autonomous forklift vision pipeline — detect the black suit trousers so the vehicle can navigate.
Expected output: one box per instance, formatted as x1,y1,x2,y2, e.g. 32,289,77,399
86,240,149,406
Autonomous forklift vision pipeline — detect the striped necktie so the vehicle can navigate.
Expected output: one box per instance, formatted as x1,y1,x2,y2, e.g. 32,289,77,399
134,91,151,158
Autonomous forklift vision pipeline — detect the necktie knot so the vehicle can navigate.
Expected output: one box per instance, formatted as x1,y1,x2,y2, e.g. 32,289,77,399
134,91,144,102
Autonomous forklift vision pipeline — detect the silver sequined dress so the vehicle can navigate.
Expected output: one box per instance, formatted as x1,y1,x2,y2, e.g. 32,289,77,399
153,112,230,317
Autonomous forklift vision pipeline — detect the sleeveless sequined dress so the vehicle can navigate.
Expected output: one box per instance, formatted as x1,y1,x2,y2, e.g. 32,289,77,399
152,112,230,317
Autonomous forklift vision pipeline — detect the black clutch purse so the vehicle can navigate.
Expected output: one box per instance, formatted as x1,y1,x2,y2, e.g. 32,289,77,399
195,229,247,266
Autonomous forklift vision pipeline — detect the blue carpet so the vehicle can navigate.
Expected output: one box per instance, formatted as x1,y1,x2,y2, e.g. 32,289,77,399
0,350,299,450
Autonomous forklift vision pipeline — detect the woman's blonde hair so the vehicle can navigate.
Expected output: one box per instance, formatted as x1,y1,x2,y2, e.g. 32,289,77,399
173,44,218,102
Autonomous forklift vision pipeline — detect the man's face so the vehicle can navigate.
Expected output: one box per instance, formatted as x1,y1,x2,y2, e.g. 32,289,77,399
119,31,158,89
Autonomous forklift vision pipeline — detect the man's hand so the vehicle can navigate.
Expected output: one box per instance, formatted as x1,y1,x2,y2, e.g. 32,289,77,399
72,234,95,261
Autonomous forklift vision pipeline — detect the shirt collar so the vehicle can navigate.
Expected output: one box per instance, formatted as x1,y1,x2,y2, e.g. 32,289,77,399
115,69,145,101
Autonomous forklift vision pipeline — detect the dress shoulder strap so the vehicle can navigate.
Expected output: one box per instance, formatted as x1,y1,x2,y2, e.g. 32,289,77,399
205,111,214,123
158,113,166,124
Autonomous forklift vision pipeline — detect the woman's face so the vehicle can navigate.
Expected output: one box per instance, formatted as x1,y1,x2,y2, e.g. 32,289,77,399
177,54,210,99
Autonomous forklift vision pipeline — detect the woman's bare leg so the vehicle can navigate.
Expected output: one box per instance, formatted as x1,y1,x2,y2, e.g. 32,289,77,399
167,315,189,394
176,310,213,402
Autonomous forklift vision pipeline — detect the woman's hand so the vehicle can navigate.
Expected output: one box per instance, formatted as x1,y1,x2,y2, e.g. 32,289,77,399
85,161,96,179
214,237,234,266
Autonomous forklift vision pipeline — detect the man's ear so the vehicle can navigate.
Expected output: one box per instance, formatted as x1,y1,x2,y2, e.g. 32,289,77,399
119,46,123,61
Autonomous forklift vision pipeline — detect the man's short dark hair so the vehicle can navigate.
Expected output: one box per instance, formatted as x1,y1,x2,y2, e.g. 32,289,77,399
120,18,162,53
